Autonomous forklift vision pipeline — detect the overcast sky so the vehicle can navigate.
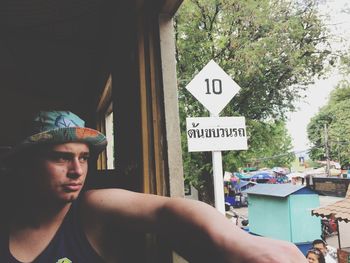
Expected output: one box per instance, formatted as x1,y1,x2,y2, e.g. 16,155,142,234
286,0,350,155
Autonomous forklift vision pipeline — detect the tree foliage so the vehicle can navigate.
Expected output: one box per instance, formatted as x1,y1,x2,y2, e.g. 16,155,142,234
307,80,350,166
223,120,295,170
175,0,334,201
307,48,350,166
176,0,334,119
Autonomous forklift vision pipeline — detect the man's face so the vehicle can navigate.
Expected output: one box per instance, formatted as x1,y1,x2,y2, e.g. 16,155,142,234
32,142,90,203
313,243,327,255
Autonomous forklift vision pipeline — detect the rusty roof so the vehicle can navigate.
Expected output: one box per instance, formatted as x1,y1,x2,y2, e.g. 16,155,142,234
312,187,350,222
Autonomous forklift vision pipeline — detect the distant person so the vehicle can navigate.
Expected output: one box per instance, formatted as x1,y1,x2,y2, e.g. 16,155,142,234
0,110,307,262
312,239,337,263
306,248,326,263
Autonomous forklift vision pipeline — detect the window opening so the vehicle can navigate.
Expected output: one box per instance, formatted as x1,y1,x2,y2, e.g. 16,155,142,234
105,107,115,169
97,74,114,170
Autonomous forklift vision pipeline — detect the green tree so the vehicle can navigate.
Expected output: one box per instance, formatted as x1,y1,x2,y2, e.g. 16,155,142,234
307,81,350,166
176,0,334,118
224,120,295,170
175,0,334,203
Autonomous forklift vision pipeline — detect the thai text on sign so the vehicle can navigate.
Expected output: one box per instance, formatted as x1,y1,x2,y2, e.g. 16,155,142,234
186,116,248,152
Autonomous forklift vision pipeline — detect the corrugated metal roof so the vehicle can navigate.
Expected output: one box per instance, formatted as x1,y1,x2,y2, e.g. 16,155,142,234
312,187,350,222
242,184,308,197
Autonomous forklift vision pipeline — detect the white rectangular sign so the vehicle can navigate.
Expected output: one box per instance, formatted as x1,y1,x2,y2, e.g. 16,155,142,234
186,116,248,152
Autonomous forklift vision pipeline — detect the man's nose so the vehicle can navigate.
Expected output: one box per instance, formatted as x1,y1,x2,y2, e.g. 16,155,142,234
68,158,84,178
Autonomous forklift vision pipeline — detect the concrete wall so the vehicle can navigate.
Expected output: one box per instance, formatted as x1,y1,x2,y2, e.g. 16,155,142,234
159,12,187,263
159,14,184,198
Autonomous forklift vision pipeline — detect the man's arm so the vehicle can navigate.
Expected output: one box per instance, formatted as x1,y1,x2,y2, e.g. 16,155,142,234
82,189,307,263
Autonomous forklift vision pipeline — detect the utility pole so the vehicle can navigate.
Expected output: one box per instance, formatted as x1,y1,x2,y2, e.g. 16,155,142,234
337,137,341,164
324,124,331,177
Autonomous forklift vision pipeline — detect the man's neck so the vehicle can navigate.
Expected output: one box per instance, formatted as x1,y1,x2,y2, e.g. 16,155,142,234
11,198,72,228
8,201,73,263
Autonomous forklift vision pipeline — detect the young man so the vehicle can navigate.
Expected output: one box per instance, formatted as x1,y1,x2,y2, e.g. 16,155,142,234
0,111,307,263
312,239,337,263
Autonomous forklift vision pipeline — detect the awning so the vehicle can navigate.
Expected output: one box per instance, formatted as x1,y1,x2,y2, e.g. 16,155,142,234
312,187,350,222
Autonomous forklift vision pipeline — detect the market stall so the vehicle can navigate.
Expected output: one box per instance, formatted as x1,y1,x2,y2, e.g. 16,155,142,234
312,187,350,263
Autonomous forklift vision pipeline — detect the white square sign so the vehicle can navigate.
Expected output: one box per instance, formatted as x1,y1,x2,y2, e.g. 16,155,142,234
186,60,241,115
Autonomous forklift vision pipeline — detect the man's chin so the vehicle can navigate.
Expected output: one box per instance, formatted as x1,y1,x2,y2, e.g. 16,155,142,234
66,194,79,202
58,193,79,204
61,189,82,202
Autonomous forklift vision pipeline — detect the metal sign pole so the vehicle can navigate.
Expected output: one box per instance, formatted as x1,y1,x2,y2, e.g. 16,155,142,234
211,112,225,214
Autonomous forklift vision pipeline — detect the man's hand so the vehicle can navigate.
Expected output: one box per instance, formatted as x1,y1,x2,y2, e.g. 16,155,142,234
235,235,308,263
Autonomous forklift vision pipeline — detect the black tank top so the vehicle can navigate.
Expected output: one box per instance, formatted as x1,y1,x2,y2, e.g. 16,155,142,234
0,201,104,263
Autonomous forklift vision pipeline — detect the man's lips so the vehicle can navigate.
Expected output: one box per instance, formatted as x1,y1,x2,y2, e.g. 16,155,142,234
62,183,82,191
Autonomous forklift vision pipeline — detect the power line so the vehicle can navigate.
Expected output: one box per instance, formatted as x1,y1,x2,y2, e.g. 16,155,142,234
246,139,350,163
329,140,350,145
247,149,305,162
324,124,331,177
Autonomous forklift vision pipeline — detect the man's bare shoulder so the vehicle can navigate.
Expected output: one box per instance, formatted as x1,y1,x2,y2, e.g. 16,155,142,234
79,188,170,237
83,188,133,201
80,189,167,220
81,189,140,212
82,188,162,206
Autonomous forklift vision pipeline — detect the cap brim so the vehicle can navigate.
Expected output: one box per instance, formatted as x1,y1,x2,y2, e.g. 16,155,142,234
2,127,107,160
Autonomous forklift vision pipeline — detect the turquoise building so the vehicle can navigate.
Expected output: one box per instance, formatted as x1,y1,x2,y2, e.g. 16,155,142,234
243,184,321,243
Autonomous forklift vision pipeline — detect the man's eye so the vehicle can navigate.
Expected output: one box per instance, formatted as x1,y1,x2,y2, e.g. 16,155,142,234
46,153,70,162
55,156,70,162
79,156,90,162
